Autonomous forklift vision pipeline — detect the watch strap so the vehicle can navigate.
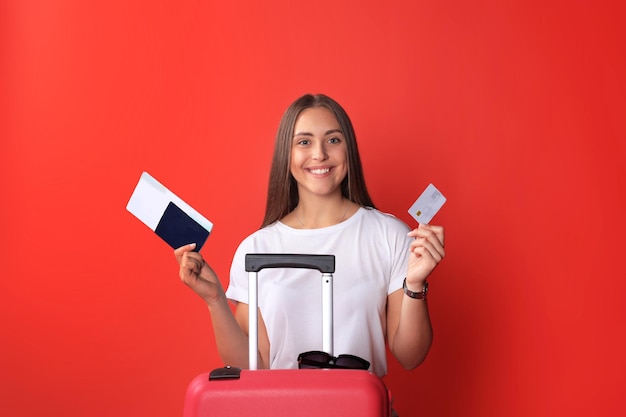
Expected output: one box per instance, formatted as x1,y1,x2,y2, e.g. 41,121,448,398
403,277,427,300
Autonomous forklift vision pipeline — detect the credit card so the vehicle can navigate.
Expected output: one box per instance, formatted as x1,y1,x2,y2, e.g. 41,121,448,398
126,172,213,251
408,183,446,224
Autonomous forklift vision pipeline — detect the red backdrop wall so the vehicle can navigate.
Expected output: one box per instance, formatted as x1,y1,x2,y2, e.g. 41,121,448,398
1,1,624,416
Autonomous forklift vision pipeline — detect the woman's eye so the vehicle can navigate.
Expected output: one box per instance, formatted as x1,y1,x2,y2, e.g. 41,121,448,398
328,137,341,144
296,139,310,146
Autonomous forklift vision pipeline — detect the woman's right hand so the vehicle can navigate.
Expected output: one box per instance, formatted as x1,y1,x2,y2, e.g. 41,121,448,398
174,243,224,305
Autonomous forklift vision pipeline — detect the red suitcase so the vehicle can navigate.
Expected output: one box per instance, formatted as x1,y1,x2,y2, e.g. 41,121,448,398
183,254,392,417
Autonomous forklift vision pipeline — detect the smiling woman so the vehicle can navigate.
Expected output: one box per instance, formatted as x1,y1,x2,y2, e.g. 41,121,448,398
174,93,446,379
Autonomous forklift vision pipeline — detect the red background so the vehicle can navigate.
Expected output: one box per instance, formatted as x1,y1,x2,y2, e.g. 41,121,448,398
1,1,625,416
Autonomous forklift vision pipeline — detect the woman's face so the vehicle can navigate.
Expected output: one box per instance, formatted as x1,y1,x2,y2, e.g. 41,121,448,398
290,106,348,200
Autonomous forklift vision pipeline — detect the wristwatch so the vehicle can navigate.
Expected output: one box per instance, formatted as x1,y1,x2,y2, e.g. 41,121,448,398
403,278,428,300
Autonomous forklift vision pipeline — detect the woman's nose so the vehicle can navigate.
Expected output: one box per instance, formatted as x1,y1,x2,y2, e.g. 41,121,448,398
311,142,328,160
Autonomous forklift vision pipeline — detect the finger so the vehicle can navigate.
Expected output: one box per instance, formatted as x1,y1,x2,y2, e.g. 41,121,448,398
182,252,204,273
409,227,445,255
174,243,197,263
417,224,445,247
411,237,445,262
179,254,205,285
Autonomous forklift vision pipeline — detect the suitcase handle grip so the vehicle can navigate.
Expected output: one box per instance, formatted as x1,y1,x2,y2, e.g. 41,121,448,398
245,254,335,273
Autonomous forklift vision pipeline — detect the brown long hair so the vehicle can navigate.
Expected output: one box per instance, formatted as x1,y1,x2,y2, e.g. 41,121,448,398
261,94,375,228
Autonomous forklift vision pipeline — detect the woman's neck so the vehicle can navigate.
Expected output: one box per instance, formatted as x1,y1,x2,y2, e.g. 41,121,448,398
286,195,357,229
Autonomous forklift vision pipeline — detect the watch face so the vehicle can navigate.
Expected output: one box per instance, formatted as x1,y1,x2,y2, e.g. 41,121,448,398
423,282,429,294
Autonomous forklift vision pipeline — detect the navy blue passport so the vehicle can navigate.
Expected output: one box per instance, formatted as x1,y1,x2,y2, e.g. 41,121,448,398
155,202,210,251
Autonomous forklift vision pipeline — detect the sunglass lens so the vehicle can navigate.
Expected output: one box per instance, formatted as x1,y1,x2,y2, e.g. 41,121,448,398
298,351,331,369
335,355,370,370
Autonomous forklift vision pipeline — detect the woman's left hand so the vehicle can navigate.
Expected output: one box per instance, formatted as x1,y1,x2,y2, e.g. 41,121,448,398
406,224,445,287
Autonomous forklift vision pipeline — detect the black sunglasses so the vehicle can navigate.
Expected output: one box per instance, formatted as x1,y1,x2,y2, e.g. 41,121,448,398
297,350,370,370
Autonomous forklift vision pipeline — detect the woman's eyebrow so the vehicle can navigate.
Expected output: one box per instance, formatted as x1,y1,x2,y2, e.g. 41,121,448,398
293,129,343,137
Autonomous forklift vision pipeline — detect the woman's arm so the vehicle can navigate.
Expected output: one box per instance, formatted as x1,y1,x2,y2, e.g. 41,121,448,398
386,224,445,369
174,244,270,369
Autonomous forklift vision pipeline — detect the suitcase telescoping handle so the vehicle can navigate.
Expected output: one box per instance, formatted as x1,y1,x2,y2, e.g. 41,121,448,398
245,253,335,273
244,254,335,370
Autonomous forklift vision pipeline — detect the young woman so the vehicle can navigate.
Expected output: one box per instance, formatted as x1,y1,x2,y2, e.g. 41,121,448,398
174,94,445,377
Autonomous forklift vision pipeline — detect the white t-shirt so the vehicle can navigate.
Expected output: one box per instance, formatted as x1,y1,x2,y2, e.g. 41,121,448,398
225,207,411,377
